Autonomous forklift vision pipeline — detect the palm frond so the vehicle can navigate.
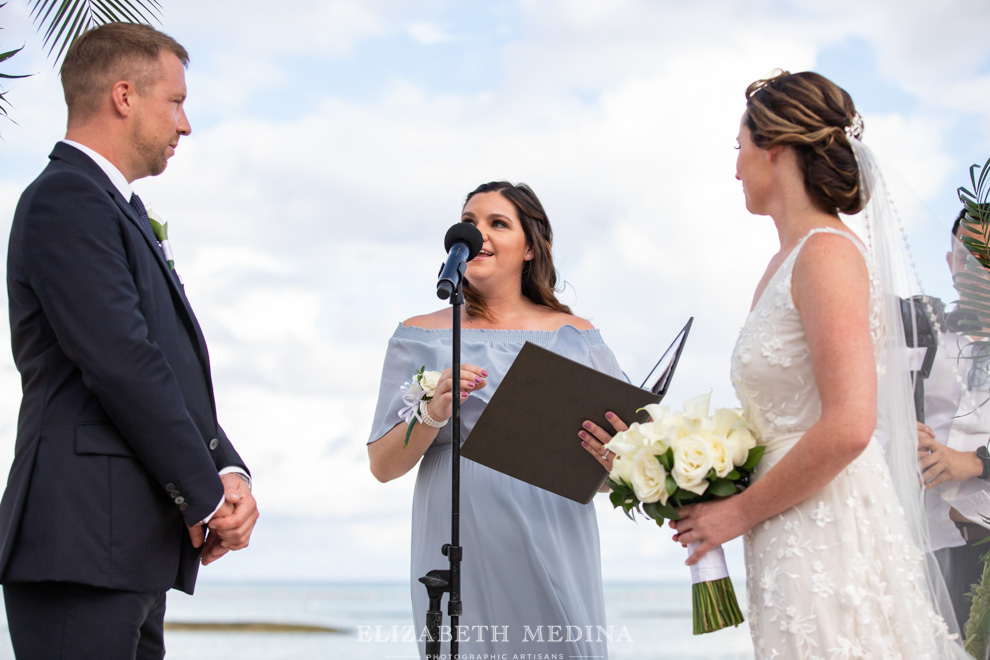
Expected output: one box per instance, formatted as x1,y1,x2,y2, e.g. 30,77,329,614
29,0,162,64
0,3,32,128
951,156,990,391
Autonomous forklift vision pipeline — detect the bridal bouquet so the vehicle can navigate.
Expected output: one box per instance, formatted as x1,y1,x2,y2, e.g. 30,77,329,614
397,366,442,446
607,393,763,635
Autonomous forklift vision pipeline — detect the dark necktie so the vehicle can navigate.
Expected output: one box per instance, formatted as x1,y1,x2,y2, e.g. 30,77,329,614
129,193,165,257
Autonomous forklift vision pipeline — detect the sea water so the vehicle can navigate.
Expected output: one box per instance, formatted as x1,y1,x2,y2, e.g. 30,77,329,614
0,581,756,659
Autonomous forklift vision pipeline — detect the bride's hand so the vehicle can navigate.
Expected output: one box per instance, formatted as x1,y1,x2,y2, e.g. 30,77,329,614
671,498,752,566
425,365,488,422
579,412,628,474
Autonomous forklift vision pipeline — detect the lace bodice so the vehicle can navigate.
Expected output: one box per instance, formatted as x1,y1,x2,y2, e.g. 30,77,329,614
730,228,880,453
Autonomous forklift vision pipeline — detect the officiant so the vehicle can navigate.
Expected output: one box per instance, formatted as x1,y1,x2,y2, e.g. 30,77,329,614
919,208,990,631
367,181,624,659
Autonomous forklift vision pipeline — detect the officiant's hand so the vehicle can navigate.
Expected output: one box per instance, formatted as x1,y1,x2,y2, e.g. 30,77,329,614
579,412,628,478
917,426,983,488
428,365,488,422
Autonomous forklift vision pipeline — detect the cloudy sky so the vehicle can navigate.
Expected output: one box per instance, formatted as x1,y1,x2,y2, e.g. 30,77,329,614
0,0,989,585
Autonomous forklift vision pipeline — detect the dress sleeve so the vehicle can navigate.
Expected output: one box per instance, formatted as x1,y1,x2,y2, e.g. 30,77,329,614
588,336,629,383
368,326,425,444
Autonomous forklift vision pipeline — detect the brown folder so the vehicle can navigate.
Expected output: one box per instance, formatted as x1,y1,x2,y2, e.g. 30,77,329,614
461,342,663,504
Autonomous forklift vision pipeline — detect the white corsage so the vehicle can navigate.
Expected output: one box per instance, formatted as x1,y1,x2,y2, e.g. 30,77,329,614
398,366,444,446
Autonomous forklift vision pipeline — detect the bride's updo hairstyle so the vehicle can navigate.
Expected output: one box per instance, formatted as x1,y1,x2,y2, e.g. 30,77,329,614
745,70,864,215
462,181,572,322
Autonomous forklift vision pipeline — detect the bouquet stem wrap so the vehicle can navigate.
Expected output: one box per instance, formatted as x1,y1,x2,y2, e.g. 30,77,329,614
688,541,744,635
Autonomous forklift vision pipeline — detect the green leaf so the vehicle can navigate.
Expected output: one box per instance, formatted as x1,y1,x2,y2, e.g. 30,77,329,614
742,444,766,471
642,501,666,526
658,447,674,472
665,474,677,496
656,500,680,521
975,597,990,642
708,478,737,497
29,0,163,66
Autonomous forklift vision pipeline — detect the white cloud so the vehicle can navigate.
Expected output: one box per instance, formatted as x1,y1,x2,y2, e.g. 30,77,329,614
407,21,457,46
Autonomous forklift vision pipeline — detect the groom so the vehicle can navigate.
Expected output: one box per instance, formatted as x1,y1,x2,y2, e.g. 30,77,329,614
0,22,258,658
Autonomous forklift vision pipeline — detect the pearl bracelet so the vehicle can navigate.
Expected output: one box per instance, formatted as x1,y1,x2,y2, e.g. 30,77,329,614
419,400,449,429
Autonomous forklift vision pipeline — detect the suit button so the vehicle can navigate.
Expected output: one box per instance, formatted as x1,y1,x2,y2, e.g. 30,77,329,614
209,438,219,450
179,503,188,511
174,496,185,505
166,483,176,492
169,491,178,499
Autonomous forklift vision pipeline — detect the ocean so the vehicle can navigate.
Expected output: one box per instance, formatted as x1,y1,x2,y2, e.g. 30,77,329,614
0,581,756,659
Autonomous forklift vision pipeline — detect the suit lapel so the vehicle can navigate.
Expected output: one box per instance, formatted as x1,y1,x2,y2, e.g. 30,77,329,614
50,143,219,411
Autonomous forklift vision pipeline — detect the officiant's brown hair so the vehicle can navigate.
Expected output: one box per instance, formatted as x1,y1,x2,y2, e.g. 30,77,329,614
61,22,189,123
744,70,863,216
462,182,572,322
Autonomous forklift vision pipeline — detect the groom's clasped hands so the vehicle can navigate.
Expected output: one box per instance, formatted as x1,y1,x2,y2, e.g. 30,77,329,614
187,473,260,566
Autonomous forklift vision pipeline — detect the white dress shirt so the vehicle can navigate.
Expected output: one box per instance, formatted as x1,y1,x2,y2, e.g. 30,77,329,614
924,331,990,550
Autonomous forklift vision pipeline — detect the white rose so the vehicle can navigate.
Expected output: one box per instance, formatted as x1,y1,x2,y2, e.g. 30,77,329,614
708,438,733,478
418,370,441,398
629,448,670,505
723,427,757,467
670,434,714,496
609,454,634,486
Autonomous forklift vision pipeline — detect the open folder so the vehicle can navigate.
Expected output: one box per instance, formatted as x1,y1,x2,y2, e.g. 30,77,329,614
461,318,693,504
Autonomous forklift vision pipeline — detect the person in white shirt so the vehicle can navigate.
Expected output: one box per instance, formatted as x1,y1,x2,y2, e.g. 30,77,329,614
919,208,990,631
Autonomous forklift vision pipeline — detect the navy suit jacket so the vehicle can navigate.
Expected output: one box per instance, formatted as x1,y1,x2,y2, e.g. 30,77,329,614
0,142,247,595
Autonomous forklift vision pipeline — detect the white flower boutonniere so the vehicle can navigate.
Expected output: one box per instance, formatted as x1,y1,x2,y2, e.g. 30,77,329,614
146,207,175,270
397,366,444,446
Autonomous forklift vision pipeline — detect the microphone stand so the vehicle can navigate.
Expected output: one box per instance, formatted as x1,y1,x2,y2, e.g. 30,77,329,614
420,276,464,660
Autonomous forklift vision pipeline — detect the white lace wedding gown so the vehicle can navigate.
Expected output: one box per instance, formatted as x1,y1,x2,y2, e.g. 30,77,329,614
731,228,961,659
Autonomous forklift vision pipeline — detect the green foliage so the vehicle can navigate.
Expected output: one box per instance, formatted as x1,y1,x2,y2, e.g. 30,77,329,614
952,156,990,341
965,556,990,658
30,0,162,63
742,444,766,471
606,445,763,527
0,2,32,128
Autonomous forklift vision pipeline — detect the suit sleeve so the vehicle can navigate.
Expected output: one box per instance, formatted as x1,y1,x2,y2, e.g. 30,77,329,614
19,170,225,525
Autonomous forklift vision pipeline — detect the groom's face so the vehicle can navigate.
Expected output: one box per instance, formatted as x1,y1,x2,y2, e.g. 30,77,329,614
128,52,191,178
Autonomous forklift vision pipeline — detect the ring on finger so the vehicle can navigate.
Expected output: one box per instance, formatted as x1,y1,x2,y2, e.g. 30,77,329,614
602,449,611,460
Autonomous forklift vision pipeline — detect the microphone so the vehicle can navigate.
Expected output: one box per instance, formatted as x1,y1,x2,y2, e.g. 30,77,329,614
437,223,484,300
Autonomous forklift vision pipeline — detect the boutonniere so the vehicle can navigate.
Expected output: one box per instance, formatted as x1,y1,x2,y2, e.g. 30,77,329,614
146,207,175,270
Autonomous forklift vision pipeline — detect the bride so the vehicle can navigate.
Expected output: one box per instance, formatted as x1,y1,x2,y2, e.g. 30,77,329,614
668,71,969,658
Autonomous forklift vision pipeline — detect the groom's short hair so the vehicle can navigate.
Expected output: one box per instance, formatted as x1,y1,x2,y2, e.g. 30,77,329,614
61,22,188,123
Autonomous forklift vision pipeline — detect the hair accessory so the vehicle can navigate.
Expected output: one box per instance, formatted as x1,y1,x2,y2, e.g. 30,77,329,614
844,112,864,140
419,400,449,429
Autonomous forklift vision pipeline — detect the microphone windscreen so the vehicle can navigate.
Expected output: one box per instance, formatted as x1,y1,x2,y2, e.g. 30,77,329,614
444,223,484,260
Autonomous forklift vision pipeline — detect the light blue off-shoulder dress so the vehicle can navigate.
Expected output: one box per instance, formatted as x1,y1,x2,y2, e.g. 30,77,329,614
369,323,624,659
